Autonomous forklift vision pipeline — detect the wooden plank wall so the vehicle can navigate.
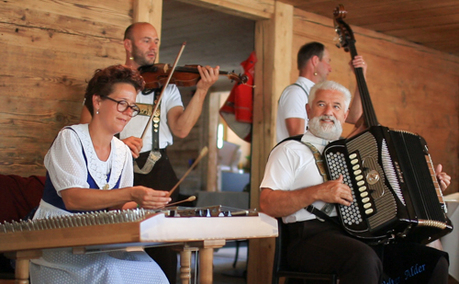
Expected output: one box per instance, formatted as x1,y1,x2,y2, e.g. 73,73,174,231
290,9,459,194
1,0,457,203
0,0,131,176
0,1,458,283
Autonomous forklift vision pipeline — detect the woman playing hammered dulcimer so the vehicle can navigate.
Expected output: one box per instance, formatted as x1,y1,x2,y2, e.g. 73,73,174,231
30,64,171,284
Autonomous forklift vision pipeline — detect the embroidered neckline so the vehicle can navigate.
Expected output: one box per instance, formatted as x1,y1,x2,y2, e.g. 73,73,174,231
69,124,125,189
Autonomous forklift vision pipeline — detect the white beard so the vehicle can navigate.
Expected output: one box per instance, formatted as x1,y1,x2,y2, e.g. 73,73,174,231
308,115,343,140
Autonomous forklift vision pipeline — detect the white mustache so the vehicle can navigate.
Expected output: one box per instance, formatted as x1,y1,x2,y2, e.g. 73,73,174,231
308,115,342,140
319,115,337,124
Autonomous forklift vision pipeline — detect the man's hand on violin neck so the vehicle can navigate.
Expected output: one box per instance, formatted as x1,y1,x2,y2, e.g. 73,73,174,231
196,65,220,91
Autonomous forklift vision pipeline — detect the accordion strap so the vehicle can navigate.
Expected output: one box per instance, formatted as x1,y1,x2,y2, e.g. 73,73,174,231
303,142,328,182
302,142,336,222
306,205,339,224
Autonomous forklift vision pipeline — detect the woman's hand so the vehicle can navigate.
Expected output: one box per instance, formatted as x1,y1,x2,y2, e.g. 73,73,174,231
131,186,171,209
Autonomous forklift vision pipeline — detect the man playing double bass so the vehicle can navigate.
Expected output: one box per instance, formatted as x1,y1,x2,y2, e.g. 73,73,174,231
276,41,367,142
80,22,219,283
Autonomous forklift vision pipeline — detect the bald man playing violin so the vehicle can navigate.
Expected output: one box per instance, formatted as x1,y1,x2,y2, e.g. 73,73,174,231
81,22,219,201
80,22,219,283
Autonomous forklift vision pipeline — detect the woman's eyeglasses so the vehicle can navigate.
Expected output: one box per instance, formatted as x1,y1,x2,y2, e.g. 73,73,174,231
103,96,140,117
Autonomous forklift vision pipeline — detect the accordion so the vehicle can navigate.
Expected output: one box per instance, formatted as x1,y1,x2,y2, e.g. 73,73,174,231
327,5,452,244
323,125,452,244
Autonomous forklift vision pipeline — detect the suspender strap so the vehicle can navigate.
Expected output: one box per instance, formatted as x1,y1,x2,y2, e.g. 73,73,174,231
278,83,309,105
291,83,309,98
152,89,161,151
303,142,328,182
277,135,339,224
301,141,336,222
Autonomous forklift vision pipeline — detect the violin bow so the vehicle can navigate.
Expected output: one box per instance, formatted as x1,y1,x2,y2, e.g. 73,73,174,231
140,42,187,140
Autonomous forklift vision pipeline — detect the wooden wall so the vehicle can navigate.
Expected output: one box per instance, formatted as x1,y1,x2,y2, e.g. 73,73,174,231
2,0,456,203
0,0,130,175
0,1,458,283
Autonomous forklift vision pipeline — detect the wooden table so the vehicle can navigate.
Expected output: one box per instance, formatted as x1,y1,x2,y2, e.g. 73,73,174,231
0,210,278,284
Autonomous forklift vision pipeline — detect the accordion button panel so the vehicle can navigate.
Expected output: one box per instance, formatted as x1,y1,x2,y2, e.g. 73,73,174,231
326,151,364,226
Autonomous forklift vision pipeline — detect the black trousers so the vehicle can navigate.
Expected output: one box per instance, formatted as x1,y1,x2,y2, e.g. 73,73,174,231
286,219,448,284
134,149,179,283
379,242,449,284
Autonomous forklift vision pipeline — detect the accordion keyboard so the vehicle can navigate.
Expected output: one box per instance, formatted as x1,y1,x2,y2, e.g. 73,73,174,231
325,148,375,231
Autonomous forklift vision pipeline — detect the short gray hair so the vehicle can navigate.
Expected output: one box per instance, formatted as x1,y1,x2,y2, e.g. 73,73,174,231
309,81,351,111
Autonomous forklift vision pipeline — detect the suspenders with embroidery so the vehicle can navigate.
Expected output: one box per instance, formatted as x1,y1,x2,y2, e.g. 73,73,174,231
134,89,162,174
151,91,161,151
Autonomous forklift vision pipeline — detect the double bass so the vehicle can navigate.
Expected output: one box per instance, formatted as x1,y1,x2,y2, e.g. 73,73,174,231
322,5,452,244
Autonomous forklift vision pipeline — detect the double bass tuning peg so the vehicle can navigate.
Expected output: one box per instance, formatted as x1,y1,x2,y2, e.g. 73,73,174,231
333,35,341,48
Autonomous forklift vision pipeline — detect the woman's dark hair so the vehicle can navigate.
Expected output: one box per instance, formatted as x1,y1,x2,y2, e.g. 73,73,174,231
297,42,325,70
84,64,145,116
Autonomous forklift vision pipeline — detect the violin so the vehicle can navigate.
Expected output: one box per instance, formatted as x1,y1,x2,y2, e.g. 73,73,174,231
138,63,248,92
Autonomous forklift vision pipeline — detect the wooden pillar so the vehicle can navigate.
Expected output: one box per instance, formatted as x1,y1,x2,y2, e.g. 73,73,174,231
206,92,220,192
247,2,293,284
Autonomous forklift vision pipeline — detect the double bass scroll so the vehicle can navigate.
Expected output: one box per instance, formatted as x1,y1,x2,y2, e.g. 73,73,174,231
333,4,377,131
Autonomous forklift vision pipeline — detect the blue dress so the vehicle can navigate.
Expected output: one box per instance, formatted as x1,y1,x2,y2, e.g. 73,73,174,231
29,124,169,284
